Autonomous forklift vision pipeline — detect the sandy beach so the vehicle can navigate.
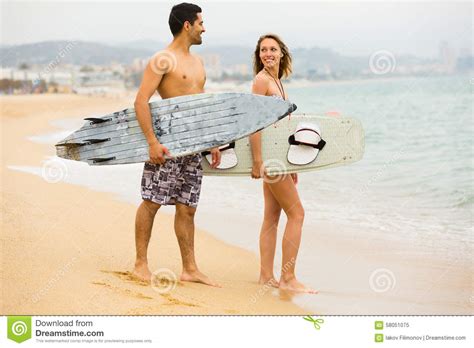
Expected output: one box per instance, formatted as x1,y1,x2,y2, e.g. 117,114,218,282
1,94,472,315
0,94,310,315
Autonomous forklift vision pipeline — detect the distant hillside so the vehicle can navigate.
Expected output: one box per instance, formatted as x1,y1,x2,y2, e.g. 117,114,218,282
110,39,166,51
0,40,441,77
0,41,154,67
0,40,360,70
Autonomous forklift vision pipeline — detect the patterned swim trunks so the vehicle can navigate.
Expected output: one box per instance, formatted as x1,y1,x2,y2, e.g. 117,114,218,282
141,154,203,208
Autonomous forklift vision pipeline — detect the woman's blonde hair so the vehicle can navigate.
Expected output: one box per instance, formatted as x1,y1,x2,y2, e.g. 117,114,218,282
253,33,292,79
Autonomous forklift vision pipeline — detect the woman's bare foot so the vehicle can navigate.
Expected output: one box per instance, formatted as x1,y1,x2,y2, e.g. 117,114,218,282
279,277,318,294
258,276,279,288
181,270,221,287
132,262,152,282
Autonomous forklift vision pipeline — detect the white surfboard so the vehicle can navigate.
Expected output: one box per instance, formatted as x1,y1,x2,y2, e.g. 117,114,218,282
202,114,364,175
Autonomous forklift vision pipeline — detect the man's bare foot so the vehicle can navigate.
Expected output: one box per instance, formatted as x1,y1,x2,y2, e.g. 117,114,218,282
279,277,318,294
258,276,279,288
181,270,221,287
132,262,152,282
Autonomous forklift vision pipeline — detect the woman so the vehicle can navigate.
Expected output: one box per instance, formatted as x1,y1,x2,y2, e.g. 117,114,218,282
250,34,317,294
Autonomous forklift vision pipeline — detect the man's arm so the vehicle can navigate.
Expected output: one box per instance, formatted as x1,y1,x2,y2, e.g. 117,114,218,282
197,55,221,168
134,56,170,164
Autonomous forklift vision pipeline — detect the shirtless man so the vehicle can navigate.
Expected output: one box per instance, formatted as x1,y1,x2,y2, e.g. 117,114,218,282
132,3,221,287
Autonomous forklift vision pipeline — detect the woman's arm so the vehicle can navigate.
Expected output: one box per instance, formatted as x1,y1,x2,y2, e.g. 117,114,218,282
250,75,269,178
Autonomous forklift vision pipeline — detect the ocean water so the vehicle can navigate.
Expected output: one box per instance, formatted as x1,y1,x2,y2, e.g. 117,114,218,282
297,77,473,235
10,75,473,307
198,75,473,260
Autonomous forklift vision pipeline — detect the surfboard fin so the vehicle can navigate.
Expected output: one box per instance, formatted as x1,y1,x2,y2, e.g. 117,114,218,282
83,138,110,145
55,142,82,148
84,117,111,124
89,156,116,164
55,138,110,147
277,103,298,120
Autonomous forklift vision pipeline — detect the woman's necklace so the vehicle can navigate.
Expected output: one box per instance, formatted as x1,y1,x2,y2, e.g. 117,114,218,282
264,67,291,123
264,68,285,100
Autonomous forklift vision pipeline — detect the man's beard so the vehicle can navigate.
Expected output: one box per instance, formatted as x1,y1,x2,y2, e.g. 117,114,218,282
192,34,202,45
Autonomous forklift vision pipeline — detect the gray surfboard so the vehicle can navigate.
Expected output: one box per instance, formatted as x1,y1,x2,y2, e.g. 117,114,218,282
55,93,296,165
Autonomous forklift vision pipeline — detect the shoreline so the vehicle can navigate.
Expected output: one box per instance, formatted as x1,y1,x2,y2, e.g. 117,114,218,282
2,73,463,97
1,94,472,315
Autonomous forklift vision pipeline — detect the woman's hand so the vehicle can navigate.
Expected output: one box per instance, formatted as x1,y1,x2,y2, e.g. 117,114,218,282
291,173,298,184
209,147,221,169
251,160,266,179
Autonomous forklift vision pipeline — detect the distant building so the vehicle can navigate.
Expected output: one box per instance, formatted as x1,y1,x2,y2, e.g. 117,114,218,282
221,64,250,78
456,47,473,72
438,41,456,73
231,64,249,76
132,58,148,72
201,54,222,79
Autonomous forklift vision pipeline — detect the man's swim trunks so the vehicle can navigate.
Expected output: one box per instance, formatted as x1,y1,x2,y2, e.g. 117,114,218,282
141,154,203,208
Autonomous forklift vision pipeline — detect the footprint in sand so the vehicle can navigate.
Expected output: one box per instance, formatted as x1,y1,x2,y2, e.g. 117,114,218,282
97,270,200,308
100,270,150,286
125,296,200,315
160,293,200,307
91,281,153,300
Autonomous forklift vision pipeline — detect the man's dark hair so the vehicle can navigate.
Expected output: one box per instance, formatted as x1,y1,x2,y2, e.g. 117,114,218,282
169,3,202,37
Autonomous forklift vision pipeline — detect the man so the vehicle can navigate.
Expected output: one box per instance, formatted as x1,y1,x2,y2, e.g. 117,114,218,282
133,3,221,287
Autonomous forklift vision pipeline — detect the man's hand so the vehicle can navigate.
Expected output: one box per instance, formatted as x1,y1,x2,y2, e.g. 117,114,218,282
149,142,170,164
251,160,266,179
209,147,221,168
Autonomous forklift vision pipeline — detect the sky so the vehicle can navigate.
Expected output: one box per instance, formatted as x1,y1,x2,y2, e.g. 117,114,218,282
1,0,472,58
